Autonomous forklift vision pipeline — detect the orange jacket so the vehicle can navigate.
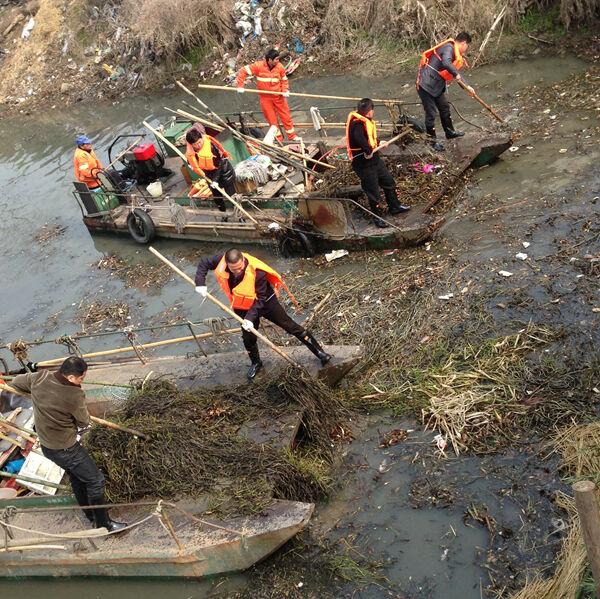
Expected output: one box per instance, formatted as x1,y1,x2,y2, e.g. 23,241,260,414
215,253,289,311
417,38,465,84
236,60,289,94
73,148,103,188
185,135,230,177
345,112,378,160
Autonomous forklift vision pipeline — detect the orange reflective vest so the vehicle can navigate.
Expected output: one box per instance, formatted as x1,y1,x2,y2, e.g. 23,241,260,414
417,38,465,85
186,135,230,177
345,111,378,160
215,253,296,311
73,148,103,189
236,60,289,93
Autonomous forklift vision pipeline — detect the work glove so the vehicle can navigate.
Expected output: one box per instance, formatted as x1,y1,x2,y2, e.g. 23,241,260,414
237,87,245,94
283,91,290,98
466,85,475,96
195,286,208,297
365,152,373,160
241,319,255,331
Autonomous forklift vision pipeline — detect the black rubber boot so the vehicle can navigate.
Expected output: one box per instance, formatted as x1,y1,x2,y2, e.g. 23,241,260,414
247,346,263,380
445,130,465,139
297,331,332,366
426,126,444,152
369,206,389,228
389,205,411,215
90,498,128,533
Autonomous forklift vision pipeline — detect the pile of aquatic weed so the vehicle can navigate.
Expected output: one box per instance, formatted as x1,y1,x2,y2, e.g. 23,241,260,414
86,368,348,514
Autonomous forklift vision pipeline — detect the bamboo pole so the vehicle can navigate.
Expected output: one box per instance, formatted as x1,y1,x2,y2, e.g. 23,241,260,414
2,375,133,389
105,136,144,170
176,81,335,172
0,384,149,440
142,120,260,226
573,480,600,598
175,104,334,170
196,83,400,105
0,470,69,491
36,328,241,367
0,417,37,444
456,79,505,123
0,431,43,455
148,246,303,370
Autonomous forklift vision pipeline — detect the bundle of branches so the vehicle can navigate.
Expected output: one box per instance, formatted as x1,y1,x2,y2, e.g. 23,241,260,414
86,368,348,513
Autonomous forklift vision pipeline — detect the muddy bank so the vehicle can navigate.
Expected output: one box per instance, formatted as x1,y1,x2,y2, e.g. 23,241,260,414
0,0,598,117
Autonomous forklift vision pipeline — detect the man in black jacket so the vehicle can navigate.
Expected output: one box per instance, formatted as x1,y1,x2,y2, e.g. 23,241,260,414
346,98,410,229
195,248,332,379
416,32,476,151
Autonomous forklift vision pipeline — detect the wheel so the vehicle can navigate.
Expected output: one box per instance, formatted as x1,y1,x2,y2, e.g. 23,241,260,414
126,209,155,244
279,229,316,258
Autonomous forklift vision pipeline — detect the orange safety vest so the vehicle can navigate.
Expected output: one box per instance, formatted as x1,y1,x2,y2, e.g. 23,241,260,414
417,38,465,86
73,148,103,188
215,253,297,311
236,60,290,93
186,135,230,177
345,111,378,160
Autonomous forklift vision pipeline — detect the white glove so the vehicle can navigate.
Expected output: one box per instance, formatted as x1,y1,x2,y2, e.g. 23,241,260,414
466,85,475,96
283,91,290,98
208,180,219,190
237,87,245,94
195,286,207,297
241,319,254,331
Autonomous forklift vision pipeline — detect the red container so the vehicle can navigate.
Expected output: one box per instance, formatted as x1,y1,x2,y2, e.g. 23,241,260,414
133,143,157,161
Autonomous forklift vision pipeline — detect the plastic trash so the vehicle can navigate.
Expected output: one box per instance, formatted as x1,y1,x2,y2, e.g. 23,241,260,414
4,458,25,474
146,181,162,197
433,434,447,456
293,37,305,54
498,270,513,277
522,241,531,248
508,146,519,152
325,249,349,262
21,17,35,40
438,293,454,300
515,252,528,260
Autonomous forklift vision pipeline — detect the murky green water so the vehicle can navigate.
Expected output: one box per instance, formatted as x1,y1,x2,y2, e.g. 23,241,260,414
0,54,589,597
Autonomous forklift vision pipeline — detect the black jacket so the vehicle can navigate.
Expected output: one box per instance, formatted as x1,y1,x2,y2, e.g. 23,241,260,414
417,43,468,97
348,119,381,169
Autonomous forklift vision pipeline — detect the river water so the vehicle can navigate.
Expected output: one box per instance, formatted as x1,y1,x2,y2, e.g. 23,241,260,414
0,55,589,597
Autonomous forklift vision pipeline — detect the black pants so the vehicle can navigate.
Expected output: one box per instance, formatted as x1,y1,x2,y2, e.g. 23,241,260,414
352,158,401,215
42,442,105,507
207,159,236,211
417,87,454,137
235,297,304,351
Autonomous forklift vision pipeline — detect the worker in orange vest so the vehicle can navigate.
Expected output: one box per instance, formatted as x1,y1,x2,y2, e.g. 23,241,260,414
346,98,410,228
236,48,297,143
73,135,103,190
416,32,476,151
185,123,236,213
195,248,331,380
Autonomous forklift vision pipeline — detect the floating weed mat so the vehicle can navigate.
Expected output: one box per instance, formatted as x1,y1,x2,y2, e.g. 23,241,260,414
86,368,348,513
76,300,131,332
408,324,555,455
92,255,171,294
509,494,586,599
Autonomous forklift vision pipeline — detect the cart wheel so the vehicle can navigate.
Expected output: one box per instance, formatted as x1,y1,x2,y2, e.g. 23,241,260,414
127,209,155,244
280,230,315,258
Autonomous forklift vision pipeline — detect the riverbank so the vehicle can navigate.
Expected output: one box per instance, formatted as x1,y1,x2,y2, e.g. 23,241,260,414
0,0,597,117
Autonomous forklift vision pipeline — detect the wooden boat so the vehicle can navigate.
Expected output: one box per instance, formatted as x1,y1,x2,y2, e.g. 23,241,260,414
0,497,313,578
72,118,511,253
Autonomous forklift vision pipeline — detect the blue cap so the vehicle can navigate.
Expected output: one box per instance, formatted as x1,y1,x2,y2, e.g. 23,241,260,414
76,134,92,146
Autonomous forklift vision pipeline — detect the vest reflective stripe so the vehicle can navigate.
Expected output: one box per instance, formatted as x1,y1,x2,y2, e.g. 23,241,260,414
236,60,289,92
417,39,465,87
215,253,287,311
256,76,282,83
345,112,378,160
244,65,252,75
73,148,103,188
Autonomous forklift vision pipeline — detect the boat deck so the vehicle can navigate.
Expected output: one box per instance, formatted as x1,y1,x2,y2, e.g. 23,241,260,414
0,499,314,578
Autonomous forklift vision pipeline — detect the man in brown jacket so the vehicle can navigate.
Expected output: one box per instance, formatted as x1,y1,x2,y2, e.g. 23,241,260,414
11,357,126,532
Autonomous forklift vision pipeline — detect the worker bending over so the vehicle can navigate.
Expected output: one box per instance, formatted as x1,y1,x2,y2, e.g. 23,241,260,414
346,98,410,228
416,32,476,151
73,134,103,191
236,48,297,142
185,123,236,212
195,248,331,379
11,357,127,533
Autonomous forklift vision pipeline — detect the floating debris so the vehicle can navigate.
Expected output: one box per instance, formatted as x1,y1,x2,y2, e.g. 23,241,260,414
76,300,131,332
34,223,67,243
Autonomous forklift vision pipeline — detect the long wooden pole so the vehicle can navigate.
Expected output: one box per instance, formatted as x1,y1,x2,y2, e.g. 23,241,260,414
142,121,260,226
35,328,241,367
196,83,400,105
456,79,505,123
0,384,149,440
573,480,600,598
105,136,144,170
148,247,303,370
173,106,335,171
176,81,334,173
